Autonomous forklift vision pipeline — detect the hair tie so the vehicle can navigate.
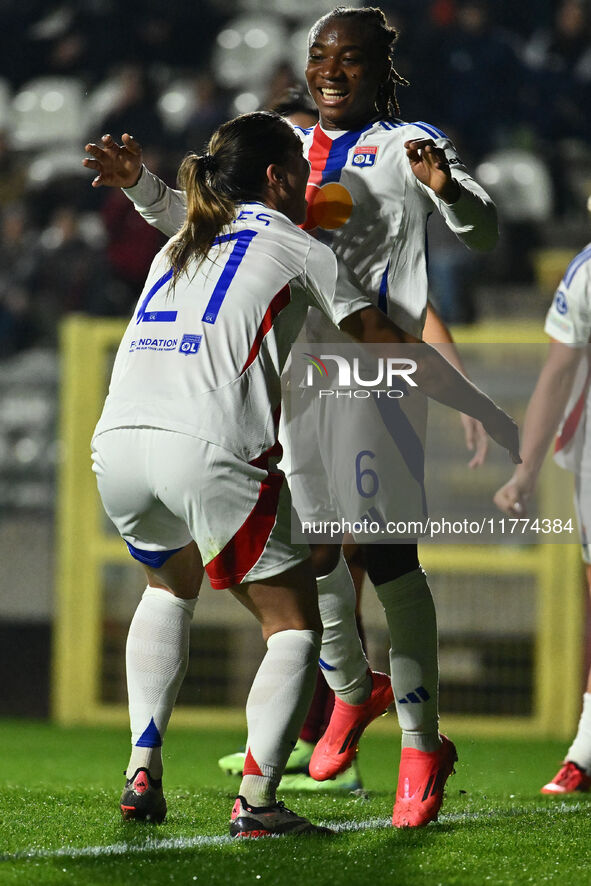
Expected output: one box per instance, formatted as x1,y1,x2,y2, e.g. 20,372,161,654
201,153,218,175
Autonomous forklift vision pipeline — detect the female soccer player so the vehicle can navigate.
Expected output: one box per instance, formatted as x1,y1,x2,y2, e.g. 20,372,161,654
294,6,498,829
84,5,505,829
87,110,518,839
92,111,347,837
494,243,591,797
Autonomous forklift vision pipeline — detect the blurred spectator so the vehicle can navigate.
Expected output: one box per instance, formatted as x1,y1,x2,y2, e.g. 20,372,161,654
100,148,166,311
427,216,479,324
523,0,591,143
262,62,299,111
96,64,167,151
0,203,39,356
0,0,589,358
180,74,229,154
0,133,27,208
414,0,525,161
269,86,319,129
521,1,591,217
27,205,106,344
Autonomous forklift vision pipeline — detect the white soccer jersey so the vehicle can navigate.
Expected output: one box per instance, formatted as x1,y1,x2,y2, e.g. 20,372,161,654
93,204,371,461
544,242,591,472
296,119,497,338
124,118,496,339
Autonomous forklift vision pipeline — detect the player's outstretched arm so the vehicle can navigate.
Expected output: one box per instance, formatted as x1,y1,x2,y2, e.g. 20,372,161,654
494,340,584,516
423,301,488,468
84,133,186,237
340,305,521,464
83,133,143,188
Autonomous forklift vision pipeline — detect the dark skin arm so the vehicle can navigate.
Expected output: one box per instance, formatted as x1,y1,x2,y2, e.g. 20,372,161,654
423,301,489,467
339,305,520,464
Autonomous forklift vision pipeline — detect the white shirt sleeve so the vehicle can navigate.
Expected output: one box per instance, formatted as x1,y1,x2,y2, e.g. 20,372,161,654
304,239,373,326
123,165,187,237
544,256,591,346
413,137,499,252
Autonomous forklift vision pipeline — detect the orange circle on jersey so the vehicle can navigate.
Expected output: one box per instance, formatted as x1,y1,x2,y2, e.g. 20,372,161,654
305,182,353,231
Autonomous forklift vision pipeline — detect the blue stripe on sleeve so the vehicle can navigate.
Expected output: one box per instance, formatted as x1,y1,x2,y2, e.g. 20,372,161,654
413,121,449,140
564,246,591,289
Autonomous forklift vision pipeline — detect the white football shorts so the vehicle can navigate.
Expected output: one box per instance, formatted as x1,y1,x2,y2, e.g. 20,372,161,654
281,388,429,541
91,427,309,588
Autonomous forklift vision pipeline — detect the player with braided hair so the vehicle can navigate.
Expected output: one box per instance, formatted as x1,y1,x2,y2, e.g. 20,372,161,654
84,5,499,828
294,4,498,829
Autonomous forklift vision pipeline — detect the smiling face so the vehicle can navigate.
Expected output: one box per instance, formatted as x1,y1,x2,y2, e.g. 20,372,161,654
305,17,388,131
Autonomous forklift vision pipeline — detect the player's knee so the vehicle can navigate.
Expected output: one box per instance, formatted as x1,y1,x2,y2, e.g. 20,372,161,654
309,543,341,577
364,542,419,586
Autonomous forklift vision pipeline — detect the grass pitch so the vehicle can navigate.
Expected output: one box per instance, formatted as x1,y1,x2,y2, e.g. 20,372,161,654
1,719,591,885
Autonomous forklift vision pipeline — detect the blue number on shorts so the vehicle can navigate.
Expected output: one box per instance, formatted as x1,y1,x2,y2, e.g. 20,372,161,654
355,450,379,498
202,229,258,324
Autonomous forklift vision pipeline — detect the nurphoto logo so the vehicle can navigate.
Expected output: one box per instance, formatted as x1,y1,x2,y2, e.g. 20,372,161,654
302,353,417,400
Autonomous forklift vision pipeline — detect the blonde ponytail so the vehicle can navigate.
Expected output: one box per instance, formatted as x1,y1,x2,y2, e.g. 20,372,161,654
166,151,235,285
165,111,302,284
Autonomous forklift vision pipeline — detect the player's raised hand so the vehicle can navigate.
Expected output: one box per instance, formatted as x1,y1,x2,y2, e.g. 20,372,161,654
493,476,530,517
481,408,521,465
404,138,461,204
83,133,143,188
460,414,489,468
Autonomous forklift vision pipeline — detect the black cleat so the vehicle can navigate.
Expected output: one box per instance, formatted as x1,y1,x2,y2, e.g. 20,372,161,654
120,767,167,823
229,795,333,838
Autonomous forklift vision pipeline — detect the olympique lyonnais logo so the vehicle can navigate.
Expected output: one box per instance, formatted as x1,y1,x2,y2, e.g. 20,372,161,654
303,353,417,399
351,146,378,167
179,333,202,355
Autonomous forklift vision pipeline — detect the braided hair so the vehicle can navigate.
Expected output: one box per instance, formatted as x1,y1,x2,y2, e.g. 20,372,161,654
310,6,410,118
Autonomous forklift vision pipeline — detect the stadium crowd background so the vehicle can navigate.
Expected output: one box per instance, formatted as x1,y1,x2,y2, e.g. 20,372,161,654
2,0,591,353
1,0,591,715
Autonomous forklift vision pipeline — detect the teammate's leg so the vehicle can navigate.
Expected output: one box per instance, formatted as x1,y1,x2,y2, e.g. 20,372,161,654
367,543,439,751
307,544,393,781
542,561,591,794
365,542,456,827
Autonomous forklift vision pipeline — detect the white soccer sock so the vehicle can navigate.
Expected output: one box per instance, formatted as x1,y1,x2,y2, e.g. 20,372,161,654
316,555,372,705
125,586,196,780
567,693,591,773
239,628,320,807
375,567,440,752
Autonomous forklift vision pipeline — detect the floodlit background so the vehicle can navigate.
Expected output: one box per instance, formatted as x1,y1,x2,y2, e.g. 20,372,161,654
0,0,590,732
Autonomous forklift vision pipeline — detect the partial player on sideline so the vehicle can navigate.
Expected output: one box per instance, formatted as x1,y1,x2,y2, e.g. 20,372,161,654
494,241,591,797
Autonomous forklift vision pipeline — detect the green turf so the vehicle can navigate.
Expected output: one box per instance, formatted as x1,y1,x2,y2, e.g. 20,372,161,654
1,719,591,885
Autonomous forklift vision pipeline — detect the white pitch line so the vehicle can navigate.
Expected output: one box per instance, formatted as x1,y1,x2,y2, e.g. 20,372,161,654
2,803,587,862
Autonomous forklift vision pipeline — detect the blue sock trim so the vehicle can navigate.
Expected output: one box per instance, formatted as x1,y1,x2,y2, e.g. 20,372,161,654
135,717,163,748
